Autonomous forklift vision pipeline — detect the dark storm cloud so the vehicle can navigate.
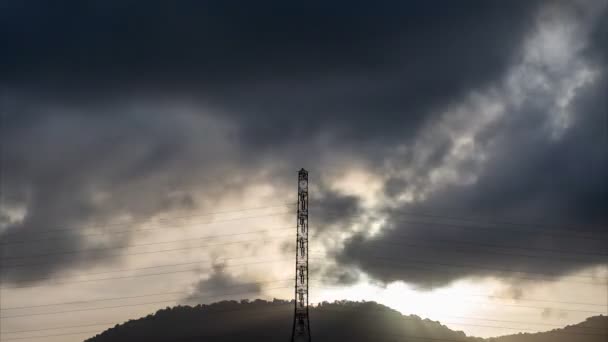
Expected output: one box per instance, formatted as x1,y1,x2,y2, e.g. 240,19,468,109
0,0,542,147
277,185,363,260
586,3,608,63
0,0,546,284
1,1,538,83
3,0,605,292
326,1,608,288
182,264,262,305
319,264,361,286
0,100,247,284
310,186,362,233
336,68,608,288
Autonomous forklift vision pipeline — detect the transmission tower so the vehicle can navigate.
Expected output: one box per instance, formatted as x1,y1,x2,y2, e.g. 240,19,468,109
291,168,311,342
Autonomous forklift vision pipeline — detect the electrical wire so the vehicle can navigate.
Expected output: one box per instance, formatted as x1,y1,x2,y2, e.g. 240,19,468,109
309,203,607,239
1,203,295,239
308,253,606,286
3,256,603,313
2,283,295,319
1,257,294,291
1,226,293,262
310,206,608,242
3,300,606,341
2,235,293,270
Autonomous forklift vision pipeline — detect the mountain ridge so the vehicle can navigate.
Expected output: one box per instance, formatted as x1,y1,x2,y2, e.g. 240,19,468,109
85,299,607,342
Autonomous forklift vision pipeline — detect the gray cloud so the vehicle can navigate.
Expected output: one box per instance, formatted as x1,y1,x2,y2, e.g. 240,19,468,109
0,101,252,284
1,0,606,293
586,2,608,63
319,264,361,286
310,186,363,234
541,307,568,319
334,12,608,287
182,264,262,305
0,1,542,151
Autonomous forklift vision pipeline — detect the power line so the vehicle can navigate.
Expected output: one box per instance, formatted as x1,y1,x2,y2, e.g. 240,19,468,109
313,307,608,338
2,235,293,270
318,216,608,262
444,314,607,331
2,283,294,319
1,257,294,291
1,282,295,333
1,300,604,341
2,237,602,294
1,252,294,294
314,283,605,315
1,226,293,262
2,300,605,340
1,214,293,246
3,274,605,322
1,203,295,240
2,321,116,335
4,210,605,264
1,209,294,245
4,330,96,341
4,302,606,341
437,292,605,308
1,304,297,341
310,253,607,286
387,232,608,258
3,228,603,286
6,202,604,254
311,206,608,242
2,263,291,311
7,227,602,273
0,197,604,341
3,259,603,313
310,203,607,239
314,277,605,307
4,236,600,287
4,220,604,269
327,234,607,268
1,286,295,341
0,239,603,289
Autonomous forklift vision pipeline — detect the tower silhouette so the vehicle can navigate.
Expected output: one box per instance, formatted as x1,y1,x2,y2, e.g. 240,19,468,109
291,168,311,342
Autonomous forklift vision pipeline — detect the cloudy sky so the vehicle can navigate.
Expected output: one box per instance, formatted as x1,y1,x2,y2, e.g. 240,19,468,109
0,1,607,341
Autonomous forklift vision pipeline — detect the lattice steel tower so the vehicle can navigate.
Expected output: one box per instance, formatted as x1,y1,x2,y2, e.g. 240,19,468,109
291,168,311,342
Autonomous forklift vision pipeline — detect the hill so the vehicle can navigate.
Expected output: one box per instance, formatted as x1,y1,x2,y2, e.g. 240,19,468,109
85,300,606,342
490,315,607,342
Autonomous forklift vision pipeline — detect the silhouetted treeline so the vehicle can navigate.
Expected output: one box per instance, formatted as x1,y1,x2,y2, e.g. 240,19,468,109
85,299,606,342
490,315,607,342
